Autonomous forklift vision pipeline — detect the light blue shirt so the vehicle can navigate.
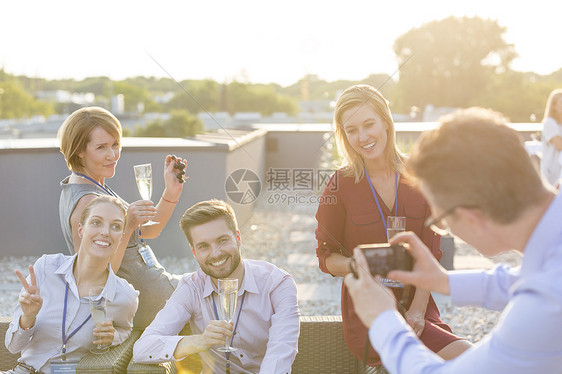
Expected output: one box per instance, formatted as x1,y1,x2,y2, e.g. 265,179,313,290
369,193,562,373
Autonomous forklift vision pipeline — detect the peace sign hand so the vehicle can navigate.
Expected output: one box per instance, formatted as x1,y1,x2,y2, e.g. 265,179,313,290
15,265,43,329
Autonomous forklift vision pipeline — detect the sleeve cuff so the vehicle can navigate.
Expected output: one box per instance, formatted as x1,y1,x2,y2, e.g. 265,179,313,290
449,270,486,306
369,309,408,351
17,316,36,333
137,336,185,362
164,336,185,361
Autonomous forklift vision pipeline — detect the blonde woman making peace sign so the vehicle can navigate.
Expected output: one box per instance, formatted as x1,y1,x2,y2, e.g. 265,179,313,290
3,196,138,374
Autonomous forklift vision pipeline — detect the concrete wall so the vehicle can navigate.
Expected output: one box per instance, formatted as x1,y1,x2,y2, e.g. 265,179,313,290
0,145,70,256
0,122,541,257
0,131,266,257
253,124,332,170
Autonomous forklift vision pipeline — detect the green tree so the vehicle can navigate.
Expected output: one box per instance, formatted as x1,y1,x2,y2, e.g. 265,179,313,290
280,74,397,111
226,82,299,115
394,16,517,110
166,80,220,114
113,80,157,113
0,73,54,118
475,70,556,122
134,110,204,137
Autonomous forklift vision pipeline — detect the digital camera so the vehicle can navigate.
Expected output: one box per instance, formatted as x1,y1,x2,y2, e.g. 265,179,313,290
350,243,413,278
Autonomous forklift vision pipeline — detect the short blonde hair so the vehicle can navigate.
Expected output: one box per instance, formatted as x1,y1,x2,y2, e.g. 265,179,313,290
58,107,122,172
179,199,238,246
333,84,404,183
543,89,562,122
80,195,127,228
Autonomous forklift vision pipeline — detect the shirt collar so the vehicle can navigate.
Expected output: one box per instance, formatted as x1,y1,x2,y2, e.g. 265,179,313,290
201,259,259,298
521,193,562,273
54,253,118,302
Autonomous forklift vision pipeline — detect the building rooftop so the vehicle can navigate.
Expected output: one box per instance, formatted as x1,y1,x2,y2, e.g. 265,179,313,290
0,129,268,151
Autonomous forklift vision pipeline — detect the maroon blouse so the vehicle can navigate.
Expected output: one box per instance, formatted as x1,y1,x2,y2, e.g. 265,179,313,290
315,169,461,366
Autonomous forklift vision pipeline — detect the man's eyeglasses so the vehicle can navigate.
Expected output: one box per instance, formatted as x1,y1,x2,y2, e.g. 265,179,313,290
424,206,458,236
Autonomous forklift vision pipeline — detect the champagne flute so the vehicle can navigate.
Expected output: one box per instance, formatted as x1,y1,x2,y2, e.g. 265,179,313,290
133,163,159,226
385,216,407,287
386,216,406,241
89,286,109,354
216,278,238,352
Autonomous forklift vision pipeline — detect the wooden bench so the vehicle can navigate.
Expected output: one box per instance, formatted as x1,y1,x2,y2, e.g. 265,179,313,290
1,315,375,373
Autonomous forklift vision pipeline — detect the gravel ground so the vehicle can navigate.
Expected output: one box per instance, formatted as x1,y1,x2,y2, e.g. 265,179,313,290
0,193,522,345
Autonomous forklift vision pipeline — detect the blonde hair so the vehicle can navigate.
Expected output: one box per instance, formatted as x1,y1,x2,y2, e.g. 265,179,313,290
179,199,238,246
333,84,404,183
543,89,562,123
58,107,122,172
80,195,127,228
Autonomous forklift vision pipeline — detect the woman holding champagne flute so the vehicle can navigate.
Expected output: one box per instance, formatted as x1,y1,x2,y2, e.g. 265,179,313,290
58,106,186,328
4,196,138,374
314,85,471,371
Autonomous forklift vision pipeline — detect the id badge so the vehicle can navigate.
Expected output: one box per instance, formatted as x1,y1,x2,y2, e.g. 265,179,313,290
50,357,79,374
138,244,157,267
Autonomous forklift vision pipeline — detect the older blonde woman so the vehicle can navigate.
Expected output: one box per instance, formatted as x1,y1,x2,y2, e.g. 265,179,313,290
58,106,186,328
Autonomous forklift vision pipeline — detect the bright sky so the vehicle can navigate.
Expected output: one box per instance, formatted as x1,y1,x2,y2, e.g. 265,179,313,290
1,0,560,87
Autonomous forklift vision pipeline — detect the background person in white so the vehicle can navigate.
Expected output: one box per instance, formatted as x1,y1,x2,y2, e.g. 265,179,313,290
540,88,562,186
133,199,299,374
345,108,562,373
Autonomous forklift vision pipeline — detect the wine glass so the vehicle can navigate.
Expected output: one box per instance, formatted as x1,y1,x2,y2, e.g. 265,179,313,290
89,286,109,354
133,163,159,226
386,216,406,241
216,278,238,352
385,216,407,287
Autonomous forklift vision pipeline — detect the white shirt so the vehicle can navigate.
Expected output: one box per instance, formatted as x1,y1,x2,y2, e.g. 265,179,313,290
133,259,300,374
541,117,562,185
5,254,139,373
368,193,562,373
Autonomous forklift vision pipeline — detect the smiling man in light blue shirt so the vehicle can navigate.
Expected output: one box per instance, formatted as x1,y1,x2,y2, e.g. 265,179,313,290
345,107,562,373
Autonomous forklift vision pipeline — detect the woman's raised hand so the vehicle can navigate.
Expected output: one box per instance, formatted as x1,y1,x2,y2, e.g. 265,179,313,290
163,155,187,197
15,265,43,328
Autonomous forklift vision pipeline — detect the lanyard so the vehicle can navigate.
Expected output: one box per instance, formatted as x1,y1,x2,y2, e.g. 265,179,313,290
73,172,119,198
62,282,92,355
212,291,247,372
364,168,399,241
73,172,146,245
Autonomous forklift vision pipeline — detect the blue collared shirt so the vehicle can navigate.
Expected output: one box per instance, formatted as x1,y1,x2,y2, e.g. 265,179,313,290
5,253,138,373
368,193,562,373
133,259,300,374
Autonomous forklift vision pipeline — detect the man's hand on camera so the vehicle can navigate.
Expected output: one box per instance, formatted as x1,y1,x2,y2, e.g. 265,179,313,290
344,248,397,328
388,231,450,295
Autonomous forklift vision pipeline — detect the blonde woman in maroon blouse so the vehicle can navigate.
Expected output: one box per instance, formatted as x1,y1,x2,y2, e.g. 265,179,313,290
314,85,471,372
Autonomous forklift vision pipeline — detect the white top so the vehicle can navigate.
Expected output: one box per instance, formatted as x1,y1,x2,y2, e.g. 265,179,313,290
541,117,562,185
5,254,139,373
368,193,562,373
133,259,300,374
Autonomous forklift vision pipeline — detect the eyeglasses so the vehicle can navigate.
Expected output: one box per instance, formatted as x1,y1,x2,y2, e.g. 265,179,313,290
424,206,459,236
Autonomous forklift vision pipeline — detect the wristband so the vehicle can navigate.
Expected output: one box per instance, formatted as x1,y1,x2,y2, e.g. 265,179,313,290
162,196,178,204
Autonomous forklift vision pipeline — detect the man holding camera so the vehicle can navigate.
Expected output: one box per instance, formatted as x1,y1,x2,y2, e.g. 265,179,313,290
345,107,562,373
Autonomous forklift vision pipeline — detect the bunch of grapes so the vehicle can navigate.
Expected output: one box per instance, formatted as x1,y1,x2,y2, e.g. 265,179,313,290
171,155,187,183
